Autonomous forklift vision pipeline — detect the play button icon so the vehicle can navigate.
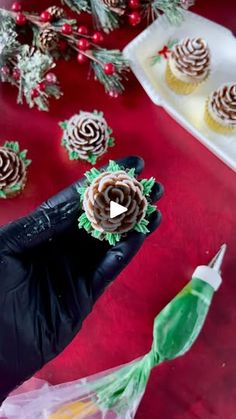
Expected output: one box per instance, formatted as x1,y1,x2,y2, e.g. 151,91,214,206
110,201,128,219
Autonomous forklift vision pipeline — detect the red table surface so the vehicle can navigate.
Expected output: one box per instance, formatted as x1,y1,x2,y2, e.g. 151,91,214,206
1,0,236,417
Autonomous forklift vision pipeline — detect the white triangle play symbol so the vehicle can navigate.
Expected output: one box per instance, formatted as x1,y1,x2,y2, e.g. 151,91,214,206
110,201,128,219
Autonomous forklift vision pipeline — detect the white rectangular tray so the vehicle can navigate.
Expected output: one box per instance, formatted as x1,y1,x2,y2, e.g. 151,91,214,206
123,11,236,172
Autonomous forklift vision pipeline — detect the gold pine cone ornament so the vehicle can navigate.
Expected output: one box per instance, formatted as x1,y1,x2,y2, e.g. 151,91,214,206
78,161,157,245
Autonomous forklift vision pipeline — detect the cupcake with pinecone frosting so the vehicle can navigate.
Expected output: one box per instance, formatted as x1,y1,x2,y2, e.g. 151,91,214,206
60,111,114,164
205,83,236,134
78,161,157,245
0,141,31,199
166,37,211,94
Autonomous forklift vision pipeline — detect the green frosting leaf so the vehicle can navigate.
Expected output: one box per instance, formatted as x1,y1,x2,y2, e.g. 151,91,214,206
76,185,87,200
85,167,101,183
59,120,68,130
140,178,155,196
10,183,21,192
4,141,19,153
134,219,150,234
78,213,91,232
23,159,32,167
108,137,115,147
0,190,7,199
69,150,79,160
107,160,121,172
61,138,67,146
93,110,103,117
19,150,27,159
127,168,136,178
87,153,97,165
91,230,102,239
146,204,157,216
105,232,121,246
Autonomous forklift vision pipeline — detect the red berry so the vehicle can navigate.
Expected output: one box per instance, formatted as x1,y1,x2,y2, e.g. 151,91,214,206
12,68,20,80
103,63,115,76
77,38,90,51
40,11,52,23
77,53,88,64
109,90,119,98
92,31,104,44
11,2,22,12
58,39,67,52
77,25,88,35
15,12,26,26
31,88,39,99
129,0,140,8
129,11,141,26
38,81,46,91
46,72,57,84
0,65,10,76
61,23,72,35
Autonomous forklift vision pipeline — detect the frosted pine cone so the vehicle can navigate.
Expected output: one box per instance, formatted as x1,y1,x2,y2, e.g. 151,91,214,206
0,142,31,199
103,0,121,7
83,171,148,234
46,6,65,21
38,29,59,52
180,0,195,10
60,111,114,164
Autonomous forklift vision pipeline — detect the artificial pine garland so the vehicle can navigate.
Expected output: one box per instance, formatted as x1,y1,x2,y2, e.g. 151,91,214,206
0,3,129,111
61,0,195,32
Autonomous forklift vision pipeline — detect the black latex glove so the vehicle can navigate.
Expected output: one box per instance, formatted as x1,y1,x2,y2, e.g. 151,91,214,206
0,156,163,404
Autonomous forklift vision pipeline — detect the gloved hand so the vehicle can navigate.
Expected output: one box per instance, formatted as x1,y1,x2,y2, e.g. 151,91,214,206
0,156,163,404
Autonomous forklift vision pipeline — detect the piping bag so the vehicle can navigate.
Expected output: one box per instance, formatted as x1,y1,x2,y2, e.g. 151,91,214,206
0,245,227,418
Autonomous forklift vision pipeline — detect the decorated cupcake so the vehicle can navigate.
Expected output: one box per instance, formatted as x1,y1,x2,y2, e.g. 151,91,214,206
0,141,31,199
165,37,210,94
205,83,236,134
78,161,157,245
60,111,114,165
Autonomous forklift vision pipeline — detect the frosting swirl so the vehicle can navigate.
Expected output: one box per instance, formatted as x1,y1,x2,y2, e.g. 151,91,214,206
170,37,210,81
208,84,236,126
64,112,110,160
83,171,148,234
0,147,26,192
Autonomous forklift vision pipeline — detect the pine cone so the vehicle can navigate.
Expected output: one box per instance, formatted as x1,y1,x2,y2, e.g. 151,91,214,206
103,0,122,8
62,112,113,163
38,29,59,52
46,6,65,21
83,171,148,234
0,147,26,198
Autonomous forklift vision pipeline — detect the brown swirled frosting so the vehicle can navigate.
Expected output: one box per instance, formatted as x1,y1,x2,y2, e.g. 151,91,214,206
83,171,148,234
63,112,110,161
169,37,210,82
208,83,236,127
0,147,26,196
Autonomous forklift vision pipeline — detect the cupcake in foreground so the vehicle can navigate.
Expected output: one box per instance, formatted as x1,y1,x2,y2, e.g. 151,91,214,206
77,160,157,245
166,37,210,94
60,111,114,165
205,83,236,134
0,141,31,199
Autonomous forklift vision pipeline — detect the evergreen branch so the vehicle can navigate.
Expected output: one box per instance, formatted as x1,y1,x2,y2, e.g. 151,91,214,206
91,49,129,94
151,0,184,24
61,0,91,13
90,0,120,32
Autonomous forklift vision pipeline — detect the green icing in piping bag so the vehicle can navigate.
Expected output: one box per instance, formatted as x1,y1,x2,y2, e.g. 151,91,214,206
92,244,227,415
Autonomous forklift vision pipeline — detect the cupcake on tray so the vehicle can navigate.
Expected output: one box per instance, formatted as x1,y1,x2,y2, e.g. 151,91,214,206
205,83,236,134
0,141,31,199
165,37,211,94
